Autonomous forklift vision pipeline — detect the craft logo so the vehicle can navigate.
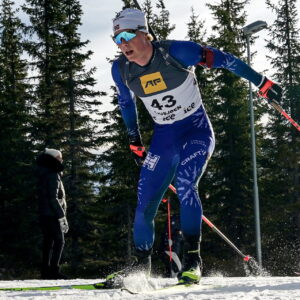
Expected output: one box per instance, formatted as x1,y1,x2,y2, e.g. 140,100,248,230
181,150,206,166
144,152,160,171
140,72,167,94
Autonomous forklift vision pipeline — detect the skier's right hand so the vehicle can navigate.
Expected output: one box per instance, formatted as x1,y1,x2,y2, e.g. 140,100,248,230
129,137,147,166
59,217,69,233
258,76,282,103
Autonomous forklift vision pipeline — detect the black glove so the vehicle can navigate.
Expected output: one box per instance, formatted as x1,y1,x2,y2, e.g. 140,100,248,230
258,76,282,103
129,137,147,166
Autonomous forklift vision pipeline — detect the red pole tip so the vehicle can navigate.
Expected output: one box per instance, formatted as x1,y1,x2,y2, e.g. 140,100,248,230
243,255,251,262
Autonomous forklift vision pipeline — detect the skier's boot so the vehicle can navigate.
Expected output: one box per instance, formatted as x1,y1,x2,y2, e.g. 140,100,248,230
102,248,152,288
177,234,202,285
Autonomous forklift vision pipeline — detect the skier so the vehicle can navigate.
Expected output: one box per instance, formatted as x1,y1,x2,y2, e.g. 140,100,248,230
36,148,69,279
110,8,282,285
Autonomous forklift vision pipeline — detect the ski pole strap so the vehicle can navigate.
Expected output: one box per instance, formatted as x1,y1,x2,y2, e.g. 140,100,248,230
130,145,146,157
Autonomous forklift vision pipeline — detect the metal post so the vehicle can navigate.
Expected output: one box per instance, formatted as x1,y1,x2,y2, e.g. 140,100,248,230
245,35,262,268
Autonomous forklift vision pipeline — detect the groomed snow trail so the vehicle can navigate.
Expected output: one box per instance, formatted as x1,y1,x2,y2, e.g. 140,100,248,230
1,276,300,299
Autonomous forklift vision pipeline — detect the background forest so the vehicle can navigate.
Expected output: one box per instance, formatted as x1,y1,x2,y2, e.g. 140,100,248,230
0,0,299,279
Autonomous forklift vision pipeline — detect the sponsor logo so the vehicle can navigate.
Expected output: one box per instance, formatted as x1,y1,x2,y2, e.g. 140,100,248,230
181,150,206,166
184,102,195,114
163,114,175,122
154,105,182,116
144,152,160,171
140,72,167,94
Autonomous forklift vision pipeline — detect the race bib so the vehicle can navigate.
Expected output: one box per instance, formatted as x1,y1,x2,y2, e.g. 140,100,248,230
140,72,202,124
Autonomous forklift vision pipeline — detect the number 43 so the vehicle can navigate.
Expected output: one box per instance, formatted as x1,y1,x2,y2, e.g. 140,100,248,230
151,95,176,110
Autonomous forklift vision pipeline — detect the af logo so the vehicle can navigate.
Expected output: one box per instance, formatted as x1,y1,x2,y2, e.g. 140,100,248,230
143,152,160,171
140,72,167,94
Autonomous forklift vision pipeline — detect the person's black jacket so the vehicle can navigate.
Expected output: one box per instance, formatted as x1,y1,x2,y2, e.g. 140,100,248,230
36,153,66,219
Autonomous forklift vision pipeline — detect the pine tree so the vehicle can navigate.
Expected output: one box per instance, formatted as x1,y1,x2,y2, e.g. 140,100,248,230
145,0,175,40
22,0,69,148
186,7,207,44
0,0,37,277
260,0,300,275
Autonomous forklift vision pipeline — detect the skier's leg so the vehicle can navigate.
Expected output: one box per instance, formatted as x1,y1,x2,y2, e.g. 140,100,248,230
133,126,180,252
175,128,215,284
103,127,181,287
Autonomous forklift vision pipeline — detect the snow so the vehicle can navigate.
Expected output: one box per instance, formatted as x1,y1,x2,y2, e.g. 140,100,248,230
1,275,300,300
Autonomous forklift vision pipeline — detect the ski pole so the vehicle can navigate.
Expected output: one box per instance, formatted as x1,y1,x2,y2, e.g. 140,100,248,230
267,99,300,132
168,184,252,262
162,198,173,263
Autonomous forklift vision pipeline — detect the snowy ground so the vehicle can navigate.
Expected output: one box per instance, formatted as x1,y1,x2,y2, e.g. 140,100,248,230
1,275,300,299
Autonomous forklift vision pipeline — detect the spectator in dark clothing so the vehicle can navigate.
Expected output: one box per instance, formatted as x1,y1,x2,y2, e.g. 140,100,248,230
36,148,69,279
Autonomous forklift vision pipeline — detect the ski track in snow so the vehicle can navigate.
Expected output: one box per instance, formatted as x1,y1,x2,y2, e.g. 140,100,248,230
1,276,300,300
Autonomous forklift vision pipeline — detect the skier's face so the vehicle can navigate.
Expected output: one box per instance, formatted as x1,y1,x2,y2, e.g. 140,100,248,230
114,30,153,65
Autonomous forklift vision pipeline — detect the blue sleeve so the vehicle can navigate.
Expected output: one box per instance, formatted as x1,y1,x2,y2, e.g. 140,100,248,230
111,60,140,139
168,40,263,87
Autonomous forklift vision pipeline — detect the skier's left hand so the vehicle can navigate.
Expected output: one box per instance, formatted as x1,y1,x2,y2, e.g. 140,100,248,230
258,77,282,103
129,137,147,166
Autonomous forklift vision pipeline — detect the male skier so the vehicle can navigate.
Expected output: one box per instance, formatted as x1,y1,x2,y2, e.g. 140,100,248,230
109,8,282,286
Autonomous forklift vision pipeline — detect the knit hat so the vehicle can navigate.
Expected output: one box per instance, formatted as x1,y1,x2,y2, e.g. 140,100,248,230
45,148,62,160
113,8,148,34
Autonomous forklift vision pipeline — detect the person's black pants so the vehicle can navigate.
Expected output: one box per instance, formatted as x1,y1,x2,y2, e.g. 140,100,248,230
40,216,65,267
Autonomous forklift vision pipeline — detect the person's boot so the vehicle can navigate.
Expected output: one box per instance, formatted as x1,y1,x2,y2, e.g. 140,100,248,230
102,248,152,288
177,234,202,285
40,264,51,279
49,265,68,280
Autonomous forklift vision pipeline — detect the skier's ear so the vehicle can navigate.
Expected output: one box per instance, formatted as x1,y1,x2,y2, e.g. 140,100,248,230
146,33,153,41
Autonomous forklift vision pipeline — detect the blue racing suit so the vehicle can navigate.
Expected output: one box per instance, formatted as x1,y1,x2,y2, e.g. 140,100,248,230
111,40,263,251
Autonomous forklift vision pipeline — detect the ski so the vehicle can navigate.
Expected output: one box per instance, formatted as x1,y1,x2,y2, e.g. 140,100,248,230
0,279,221,293
0,281,108,291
